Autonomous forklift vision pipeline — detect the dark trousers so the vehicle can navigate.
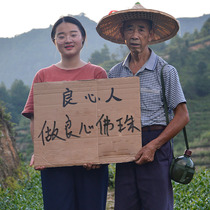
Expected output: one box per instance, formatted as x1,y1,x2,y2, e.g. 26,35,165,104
115,129,173,210
41,164,108,210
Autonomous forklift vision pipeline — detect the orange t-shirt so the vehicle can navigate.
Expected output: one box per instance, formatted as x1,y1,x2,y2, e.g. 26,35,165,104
22,63,107,118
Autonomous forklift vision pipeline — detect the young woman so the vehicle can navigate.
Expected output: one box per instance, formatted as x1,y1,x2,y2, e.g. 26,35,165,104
22,16,108,210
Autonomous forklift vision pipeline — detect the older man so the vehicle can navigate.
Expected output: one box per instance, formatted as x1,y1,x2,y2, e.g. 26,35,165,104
97,2,189,210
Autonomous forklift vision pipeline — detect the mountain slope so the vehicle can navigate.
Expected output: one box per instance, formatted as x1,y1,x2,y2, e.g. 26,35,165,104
0,13,209,88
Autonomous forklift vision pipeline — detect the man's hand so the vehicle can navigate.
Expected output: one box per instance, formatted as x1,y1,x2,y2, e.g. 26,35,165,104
134,142,157,165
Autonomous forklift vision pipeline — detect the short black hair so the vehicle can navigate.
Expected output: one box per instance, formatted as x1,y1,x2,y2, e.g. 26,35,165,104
51,16,86,43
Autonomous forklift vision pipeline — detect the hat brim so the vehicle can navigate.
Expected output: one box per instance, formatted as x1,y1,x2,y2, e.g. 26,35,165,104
96,9,179,45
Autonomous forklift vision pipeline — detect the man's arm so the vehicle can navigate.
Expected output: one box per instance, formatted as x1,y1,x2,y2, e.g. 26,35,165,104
135,103,189,165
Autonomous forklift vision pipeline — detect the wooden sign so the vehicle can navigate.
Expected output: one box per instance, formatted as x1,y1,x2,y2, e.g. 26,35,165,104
33,77,142,168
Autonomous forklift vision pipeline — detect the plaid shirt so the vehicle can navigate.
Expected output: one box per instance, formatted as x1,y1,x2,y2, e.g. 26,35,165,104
108,50,186,127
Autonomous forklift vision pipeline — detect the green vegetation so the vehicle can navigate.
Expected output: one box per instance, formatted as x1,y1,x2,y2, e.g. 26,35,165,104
15,117,32,162
0,80,30,124
0,165,209,210
0,165,43,209
173,169,210,209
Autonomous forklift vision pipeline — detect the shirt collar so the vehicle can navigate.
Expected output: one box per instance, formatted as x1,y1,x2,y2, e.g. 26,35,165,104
122,49,158,73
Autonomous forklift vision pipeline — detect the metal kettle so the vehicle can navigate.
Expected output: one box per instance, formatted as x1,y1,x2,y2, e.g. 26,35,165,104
170,149,195,184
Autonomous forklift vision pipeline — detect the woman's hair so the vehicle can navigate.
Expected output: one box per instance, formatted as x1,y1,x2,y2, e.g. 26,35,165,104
51,16,86,44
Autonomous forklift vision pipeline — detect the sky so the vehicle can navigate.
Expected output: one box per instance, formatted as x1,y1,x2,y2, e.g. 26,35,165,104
0,0,209,38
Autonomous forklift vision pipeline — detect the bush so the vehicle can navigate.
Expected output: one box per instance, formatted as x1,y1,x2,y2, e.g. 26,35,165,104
0,165,209,209
0,166,43,210
173,168,210,209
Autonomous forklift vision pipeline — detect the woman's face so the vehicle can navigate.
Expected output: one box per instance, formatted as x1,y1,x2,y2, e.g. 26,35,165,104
54,22,84,58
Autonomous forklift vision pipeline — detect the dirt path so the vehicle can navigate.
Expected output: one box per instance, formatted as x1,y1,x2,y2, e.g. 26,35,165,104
106,188,114,210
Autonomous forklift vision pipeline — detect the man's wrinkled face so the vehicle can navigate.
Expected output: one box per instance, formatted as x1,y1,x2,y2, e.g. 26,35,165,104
122,19,154,54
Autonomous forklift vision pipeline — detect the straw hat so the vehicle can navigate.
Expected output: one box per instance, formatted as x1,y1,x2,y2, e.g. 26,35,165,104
96,2,179,45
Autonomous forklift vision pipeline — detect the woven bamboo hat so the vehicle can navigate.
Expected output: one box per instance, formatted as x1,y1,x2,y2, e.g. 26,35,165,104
96,2,179,45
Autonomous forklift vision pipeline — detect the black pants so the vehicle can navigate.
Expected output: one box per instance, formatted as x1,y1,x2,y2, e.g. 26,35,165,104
115,129,173,210
41,165,108,210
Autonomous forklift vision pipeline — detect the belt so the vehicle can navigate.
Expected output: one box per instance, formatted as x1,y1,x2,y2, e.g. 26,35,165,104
142,125,166,132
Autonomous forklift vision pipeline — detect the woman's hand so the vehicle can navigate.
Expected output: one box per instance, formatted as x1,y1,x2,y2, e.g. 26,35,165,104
83,163,101,170
30,154,45,170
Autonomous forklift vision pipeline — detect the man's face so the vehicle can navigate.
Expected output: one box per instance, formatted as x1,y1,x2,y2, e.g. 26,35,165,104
122,19,154,54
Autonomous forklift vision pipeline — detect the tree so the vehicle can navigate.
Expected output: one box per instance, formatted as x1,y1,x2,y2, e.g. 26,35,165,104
89,44,110,65
192,29,199,40
200,18,210,38
8,80,30,123
194,61,210,96
0,82,9,104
